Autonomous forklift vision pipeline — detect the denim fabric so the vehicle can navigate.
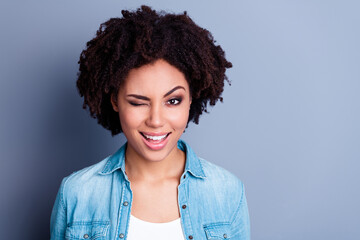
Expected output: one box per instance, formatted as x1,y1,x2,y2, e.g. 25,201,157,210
50,139,250,240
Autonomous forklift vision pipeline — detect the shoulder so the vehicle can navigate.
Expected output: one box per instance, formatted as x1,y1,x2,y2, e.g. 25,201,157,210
187,157,246,223
180,139,244,192
59,156,112,202
65,156,109,183
199,157,244,190
195,157,245,204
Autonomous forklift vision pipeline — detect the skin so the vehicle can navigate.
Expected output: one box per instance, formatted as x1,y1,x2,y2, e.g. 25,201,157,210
111,59,192,223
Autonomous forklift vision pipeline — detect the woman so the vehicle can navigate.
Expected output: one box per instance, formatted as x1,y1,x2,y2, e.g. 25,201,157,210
51,5,250,240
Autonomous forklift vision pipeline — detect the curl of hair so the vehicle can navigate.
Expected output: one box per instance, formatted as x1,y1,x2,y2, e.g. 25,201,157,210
76,5,232,136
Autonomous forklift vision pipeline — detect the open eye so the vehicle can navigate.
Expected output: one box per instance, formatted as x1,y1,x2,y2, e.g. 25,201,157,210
167,98,182,105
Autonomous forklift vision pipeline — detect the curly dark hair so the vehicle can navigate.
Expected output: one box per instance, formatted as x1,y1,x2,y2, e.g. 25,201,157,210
76,5,232,136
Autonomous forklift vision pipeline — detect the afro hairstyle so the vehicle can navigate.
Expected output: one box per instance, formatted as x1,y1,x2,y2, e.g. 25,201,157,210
76,5,232,136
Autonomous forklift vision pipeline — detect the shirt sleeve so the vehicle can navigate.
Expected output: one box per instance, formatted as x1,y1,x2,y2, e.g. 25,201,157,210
50,177,67,240
231,180,251,240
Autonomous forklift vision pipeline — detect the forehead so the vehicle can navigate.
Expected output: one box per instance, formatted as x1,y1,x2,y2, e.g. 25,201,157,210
120,59,189,94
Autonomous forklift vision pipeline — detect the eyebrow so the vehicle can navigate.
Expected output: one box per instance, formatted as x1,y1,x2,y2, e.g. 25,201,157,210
127,86,185,100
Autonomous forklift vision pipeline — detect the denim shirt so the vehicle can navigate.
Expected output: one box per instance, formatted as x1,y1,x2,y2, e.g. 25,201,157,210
50,139,250,240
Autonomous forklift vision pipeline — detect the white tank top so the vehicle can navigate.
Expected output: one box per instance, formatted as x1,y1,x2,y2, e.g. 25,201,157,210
126,215,185,240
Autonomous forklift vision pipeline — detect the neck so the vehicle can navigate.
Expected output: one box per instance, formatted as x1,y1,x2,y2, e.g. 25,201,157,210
124,144,186,182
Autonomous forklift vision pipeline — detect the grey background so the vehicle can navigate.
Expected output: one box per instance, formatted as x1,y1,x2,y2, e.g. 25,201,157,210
1,0,359,239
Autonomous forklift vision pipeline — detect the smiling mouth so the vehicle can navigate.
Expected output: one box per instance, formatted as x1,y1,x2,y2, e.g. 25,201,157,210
139,132,171,150
140,132,171,142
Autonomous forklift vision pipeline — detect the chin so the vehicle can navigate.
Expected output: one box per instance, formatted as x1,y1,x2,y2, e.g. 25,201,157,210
139,147,174,162
143,139,180,162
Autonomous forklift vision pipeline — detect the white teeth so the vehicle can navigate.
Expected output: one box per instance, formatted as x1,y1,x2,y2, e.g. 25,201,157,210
143,134,167,141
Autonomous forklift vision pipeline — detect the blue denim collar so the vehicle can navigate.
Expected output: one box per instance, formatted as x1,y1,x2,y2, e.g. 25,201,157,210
99,139,206,179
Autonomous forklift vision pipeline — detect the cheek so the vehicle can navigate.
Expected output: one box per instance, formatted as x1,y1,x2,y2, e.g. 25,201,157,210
167,105,190,130
118,108,144,132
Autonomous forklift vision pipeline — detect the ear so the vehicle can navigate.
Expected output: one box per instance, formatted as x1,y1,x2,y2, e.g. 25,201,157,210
110,93,119,112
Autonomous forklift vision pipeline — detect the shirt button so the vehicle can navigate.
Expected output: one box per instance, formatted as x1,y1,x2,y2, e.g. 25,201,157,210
188,235,193,239
223,233,228,238
119,233,124,238
183,175,186,179
83,234,89,239
182,204,187,209
123,201,129,206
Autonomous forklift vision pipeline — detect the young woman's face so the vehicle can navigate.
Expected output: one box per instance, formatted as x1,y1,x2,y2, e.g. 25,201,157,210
111,59,191,162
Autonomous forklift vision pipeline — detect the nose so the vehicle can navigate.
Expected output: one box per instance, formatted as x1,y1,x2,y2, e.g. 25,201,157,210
145,103,165,128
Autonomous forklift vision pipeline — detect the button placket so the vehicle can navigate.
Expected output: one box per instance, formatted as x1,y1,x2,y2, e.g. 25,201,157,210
178,182,195,240
116,181,132,240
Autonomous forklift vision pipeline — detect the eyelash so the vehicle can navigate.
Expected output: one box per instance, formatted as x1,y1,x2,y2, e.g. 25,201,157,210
129,98,182,106
167,98,182,105
129,102,145,106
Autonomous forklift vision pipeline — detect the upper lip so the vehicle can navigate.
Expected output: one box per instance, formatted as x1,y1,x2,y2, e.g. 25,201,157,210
140,131,170,136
